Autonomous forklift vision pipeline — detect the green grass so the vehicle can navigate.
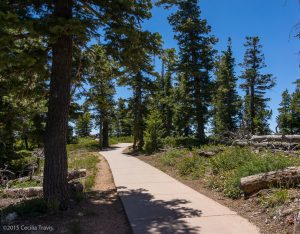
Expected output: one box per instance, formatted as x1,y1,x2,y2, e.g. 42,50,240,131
259,188,290,208
67,137,99,152
9,179,41,188
3,198,48,217
68,151,99,192
109,136,134,145
153,146,300,199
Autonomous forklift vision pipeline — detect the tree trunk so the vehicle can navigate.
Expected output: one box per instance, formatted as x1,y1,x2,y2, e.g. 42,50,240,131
250,77,255,134
43,0,72,209
102,118,109,148
240,166,300,196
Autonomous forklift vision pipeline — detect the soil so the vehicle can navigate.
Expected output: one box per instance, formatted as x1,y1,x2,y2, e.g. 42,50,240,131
1,154,132,234
137,153,299,234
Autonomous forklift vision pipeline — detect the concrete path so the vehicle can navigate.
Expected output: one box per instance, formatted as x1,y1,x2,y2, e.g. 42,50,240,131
100,143,260,234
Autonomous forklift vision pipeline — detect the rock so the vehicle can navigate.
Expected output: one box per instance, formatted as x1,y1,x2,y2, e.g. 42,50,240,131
68,181,84,194
67,169,87,181
286,215,294,225
5,212,18,222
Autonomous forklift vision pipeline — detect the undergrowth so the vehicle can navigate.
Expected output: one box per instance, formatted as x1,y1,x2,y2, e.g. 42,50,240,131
155,146,300,199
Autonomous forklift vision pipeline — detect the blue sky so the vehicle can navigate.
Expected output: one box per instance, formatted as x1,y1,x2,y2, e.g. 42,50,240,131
117,0,300,131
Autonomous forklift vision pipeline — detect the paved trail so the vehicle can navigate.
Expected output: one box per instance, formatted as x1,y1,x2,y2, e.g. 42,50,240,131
100,143,260,234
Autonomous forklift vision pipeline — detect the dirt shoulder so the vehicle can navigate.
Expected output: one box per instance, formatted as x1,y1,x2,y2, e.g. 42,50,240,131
1,154,132,234
138,154,297,234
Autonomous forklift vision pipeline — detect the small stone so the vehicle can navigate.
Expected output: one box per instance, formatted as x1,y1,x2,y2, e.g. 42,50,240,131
265,219,269,224
286,215,294,225
5,212,18,222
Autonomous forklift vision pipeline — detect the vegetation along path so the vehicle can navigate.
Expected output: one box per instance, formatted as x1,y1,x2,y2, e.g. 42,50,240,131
100,143,260,234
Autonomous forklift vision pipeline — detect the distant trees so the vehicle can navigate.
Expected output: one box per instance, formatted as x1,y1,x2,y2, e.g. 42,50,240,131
158,0,217,142
212,38,240,139
112,98,132,137
75,105,92,138
86,46,116,149
290,80,300,133
239,36,276,135
158,49,177,137
277,90,292,134
277,80,300,134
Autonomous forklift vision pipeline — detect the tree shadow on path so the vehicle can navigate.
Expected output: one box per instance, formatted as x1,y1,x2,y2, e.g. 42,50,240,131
118,186,202,234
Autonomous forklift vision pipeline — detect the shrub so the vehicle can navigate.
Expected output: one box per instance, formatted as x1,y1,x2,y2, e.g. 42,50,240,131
209,148,300,199
144,110,164,153
210,147,253,174
163,136,200,148
160,149,188,166
177,154,207,178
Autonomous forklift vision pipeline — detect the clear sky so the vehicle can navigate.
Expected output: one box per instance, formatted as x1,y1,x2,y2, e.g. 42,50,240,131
117,0,300,132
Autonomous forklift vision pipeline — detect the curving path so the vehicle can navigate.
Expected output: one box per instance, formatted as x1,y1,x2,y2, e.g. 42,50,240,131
100,143,260,234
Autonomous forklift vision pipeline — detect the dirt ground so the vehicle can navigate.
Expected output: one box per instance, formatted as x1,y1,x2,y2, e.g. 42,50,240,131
1,154,132,234
138,154,298,234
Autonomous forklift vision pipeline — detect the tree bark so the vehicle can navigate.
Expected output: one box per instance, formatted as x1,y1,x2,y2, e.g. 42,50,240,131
43,0,72,208
240,167,300,196
102,117,109,148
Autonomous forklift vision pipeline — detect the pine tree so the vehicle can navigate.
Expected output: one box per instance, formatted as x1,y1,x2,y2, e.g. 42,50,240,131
158,0,217,142
86,45,116,149
159,48,177,137
212,38,240,139
1,0,157,207
144,109,165,153
75,106,92,137
291,79,300,134
240,36,276,135
112,98,132,137
118,33,161,150
277,89,292,134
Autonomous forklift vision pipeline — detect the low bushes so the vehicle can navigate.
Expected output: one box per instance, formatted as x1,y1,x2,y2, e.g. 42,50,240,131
154,146,300,199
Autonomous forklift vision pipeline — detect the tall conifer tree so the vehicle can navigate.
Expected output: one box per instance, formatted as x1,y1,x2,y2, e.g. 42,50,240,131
240,36,275,134
277,89,292,134
158,0,217,142
212,38,240,139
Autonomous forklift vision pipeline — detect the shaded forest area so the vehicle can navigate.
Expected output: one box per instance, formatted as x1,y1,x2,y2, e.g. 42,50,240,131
1,0,300,216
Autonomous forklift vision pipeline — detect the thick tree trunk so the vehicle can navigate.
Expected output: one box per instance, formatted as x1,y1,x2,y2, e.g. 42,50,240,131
240,167,300,196
43,0,72,208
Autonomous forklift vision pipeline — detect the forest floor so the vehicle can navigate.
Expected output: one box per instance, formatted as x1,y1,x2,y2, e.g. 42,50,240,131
136,148,300,234
0,140,132,234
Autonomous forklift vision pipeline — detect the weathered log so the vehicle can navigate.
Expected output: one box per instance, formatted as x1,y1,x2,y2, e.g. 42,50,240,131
240,167,300,196
3,187,43,198
234,140,299,149
67,169,87,181
198,151,216,157
251,135,300,143
6,176,42,188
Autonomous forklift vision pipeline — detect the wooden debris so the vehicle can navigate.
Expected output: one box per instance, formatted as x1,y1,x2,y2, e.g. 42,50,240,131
6,176,42,188
3,187,43,198
240,167,300,196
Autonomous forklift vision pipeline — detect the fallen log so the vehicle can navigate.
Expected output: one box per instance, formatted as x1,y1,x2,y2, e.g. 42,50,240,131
234,140,299,149
6,176,42,188
67,169,87,181
3,187,43,198
251,135,300,143
240,166,300,196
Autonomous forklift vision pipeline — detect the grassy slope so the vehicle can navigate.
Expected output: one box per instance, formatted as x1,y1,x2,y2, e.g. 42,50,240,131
154,146,300,199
